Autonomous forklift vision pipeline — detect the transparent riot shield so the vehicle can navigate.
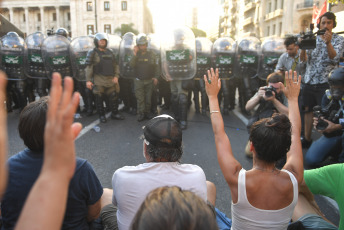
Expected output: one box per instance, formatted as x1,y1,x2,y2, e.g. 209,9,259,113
257,37,284,81
41,35,72,79
70,36,94,82
0,34,25,80
24,32,47,79
212,37,235,79
194,37,212,79
119,32,136,79
108,34,121,62
161,26,196,81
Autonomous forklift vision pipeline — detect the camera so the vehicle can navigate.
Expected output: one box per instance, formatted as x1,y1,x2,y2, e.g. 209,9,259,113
313,105,329,130
263,86,277,98
299,24,326,50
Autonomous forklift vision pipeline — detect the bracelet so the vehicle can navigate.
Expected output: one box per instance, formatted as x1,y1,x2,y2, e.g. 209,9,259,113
210,111,220,114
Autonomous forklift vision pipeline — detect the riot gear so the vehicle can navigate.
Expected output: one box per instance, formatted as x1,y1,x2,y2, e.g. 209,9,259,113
6,31,19,37
94,33,108,48
328,67,344,85
235,36,261,113
119,32,136,79
107,34,122,61
137,33,148,45
41,35,72,79
55,28,69,38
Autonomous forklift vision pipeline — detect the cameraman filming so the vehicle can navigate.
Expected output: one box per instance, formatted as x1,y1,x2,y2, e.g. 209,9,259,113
300,12,344,148
305,67,344,168
244,72,288,157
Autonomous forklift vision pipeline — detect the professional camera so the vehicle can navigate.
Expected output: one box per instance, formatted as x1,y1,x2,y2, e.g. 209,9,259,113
263,86,277,98
313,105,329,130
313,101,343,132
299,24,326,50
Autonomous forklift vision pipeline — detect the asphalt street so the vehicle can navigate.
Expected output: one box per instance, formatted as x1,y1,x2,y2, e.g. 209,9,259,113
6,99,340,226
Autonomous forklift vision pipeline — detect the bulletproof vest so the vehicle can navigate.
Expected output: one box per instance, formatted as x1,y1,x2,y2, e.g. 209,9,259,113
135,51,155,80
93,48,115,76
214,54,233,79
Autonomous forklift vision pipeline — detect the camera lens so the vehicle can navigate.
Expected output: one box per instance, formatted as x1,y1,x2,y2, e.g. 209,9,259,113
265,89,273,98
316,119,329,130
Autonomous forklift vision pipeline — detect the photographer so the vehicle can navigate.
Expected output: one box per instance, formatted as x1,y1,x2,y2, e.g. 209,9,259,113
300,12,344,148
305,67,344,168
245,72,288,156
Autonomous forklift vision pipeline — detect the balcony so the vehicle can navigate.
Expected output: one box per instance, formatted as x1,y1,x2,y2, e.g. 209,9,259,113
296,0,319,10
264,9,284,21
243,17,253,26
244,2,256,12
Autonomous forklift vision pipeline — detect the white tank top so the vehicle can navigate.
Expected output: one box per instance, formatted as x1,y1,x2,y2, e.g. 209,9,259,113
231,168,298,230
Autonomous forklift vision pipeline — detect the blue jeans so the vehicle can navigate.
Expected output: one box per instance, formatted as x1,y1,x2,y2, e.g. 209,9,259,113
305,133,343,167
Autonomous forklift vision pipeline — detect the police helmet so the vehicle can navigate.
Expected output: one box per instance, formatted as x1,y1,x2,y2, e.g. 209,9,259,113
6,31,19,37
219,40,230,51
136,33,148,45
94,33,108,48
55,28,69,38
328,67,344,85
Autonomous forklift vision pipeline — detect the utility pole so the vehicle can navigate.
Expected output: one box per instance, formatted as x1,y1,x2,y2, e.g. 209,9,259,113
94,0,98,32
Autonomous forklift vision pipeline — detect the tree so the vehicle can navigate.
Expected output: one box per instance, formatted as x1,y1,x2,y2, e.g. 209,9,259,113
114,23,138,37
328,0,344,3
191,27,207,38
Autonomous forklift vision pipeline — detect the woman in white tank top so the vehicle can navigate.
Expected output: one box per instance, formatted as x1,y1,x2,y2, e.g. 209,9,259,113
205,69,303,230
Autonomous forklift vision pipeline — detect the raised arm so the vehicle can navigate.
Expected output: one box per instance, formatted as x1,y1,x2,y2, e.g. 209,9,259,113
204,68,242,187
282,70,303,184
0,71,8,199
15,73,82,230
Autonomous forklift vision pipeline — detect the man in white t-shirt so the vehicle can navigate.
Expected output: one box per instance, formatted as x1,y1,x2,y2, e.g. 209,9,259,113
99,114,216,230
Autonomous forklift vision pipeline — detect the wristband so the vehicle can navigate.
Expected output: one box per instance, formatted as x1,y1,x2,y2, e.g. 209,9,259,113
210,111,220,114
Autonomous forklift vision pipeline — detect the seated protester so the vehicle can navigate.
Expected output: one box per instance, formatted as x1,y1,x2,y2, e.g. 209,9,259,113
101,114,216,230
1,96,103,230
305,67,344,167
205,69,303,229
244,72,288,157
291,179,338,230
131,186,218,230
303,163,344,229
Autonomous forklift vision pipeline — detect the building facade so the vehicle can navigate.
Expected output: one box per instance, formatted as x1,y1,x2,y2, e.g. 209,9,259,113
0,0,153,37
219,0,326,41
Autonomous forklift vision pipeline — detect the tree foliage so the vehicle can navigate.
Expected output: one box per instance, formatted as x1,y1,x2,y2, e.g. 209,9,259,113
328,0,344,3
191,27,207,38
114,23,138,37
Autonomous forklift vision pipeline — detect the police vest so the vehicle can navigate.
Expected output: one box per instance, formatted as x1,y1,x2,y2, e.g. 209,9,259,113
93,49,115,76
135,51,155,80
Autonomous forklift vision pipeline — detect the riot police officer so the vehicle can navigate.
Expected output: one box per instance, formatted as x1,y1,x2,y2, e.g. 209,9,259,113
130,33,159,122
55,28,70,40
85,33,124,123
0,31,27,111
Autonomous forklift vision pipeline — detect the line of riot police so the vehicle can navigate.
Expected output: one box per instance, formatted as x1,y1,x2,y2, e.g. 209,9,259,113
0,26,286,126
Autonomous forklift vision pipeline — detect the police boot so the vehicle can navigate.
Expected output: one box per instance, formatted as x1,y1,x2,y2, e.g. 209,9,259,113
171,94,179,121
179,93,188,130
85,88,94,116
201,93,208,116
110,92,124,120
96,95,106,123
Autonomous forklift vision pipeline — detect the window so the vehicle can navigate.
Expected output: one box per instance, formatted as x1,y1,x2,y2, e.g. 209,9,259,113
267,26,270,36
104,1,110,11
67,12,70,21
281,0,284,9
23,14,25,22
87,2,93,11
53,13,56,21
274,0,278,10
121,1,127,11
273,24,276,35
87,25,94,35
104,24,111,33
279,22,282,36
268,2,272,13
38,13,41,22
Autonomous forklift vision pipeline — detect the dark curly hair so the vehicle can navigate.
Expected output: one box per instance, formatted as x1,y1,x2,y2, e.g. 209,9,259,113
249,113,292,163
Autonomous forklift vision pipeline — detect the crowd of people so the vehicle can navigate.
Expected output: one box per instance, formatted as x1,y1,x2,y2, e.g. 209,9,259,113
0,10,344,230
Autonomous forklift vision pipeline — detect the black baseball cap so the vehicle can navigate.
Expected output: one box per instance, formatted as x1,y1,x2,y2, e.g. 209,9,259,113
143,114,182,148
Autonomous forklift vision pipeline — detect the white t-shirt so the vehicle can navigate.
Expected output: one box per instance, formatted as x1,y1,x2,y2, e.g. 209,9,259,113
112,162,207,230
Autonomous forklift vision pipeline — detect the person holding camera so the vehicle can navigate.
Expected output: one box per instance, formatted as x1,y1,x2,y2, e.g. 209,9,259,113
244,72,288,157
305,67,344,168
300,12,344,149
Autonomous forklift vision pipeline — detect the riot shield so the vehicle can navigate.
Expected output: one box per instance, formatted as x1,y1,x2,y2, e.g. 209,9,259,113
119,32,136,79
257,37,284,81
0,33,25,80
161,26,196,81
212,37,235,79
194,37,212,79
41,35,72,79
70,36,94,81
24,32,47,79
108,34,121,62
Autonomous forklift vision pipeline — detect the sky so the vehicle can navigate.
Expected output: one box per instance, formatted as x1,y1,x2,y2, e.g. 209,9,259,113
147,0,221,35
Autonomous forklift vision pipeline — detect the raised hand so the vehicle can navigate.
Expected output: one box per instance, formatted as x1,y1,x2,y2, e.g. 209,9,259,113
204,68,221,98
0,71,8,199
282,70,301,101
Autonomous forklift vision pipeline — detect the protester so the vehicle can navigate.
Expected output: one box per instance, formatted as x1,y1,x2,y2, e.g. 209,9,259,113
0,71,8,199
205,68,303,229
131,186,218,230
